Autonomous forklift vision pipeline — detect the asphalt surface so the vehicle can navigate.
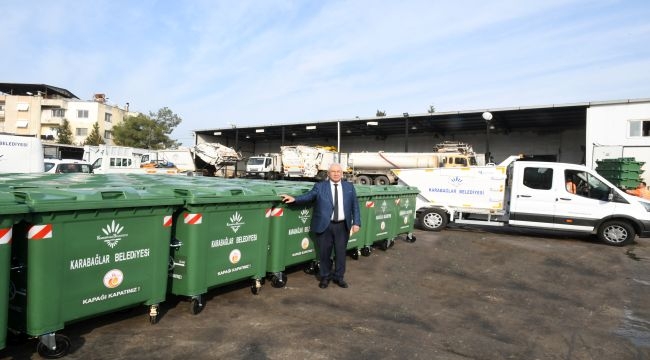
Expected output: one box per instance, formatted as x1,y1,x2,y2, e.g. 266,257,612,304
2,225,650,360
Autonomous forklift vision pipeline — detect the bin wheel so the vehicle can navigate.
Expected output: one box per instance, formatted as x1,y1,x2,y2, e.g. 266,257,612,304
149,314,158,324
190,296,204,315
360,247,372,257
251,279,263,295
379,239,390,251
303,261,317,275
37,334,70,359
271,273,287,288
349,249,360,260
406,234,416,243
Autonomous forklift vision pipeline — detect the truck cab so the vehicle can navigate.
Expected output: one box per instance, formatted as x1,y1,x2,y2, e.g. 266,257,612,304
245,154,282,180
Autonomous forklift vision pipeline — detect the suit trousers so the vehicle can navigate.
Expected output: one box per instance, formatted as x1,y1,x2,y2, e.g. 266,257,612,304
316,221,349,281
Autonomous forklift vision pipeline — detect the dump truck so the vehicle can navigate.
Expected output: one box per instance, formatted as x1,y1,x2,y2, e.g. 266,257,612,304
393,157,650,246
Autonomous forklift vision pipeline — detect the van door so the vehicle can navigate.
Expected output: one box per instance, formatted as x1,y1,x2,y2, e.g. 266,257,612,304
554,168,615,231
509,164,557,229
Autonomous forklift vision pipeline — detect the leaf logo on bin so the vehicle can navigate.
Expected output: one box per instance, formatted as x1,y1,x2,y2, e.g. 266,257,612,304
227,212,245,233
229,249,241,264
299,209,310,224
404,198,410,209
381,200,388,213
98,220,128,248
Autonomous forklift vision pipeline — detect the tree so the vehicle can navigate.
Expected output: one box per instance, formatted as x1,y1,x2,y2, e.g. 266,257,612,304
84,122,105,146
376,109,386,117
428,105,436,114
57,119,73,145
112,107,182,149
150,107,182,136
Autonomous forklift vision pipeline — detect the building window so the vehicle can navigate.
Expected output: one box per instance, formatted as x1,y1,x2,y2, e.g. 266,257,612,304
76,128,88,136
77,110,89,118
104,113,112,123
0,104,4,111
52,108,65,117
104,130,112,139
629,120,650,137
16,103,29,111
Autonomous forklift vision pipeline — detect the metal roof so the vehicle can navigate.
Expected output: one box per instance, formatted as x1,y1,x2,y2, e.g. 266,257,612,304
0,83,79,99
194,98,650,145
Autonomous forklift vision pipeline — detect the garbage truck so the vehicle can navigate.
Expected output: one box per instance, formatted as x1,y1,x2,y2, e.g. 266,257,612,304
245,145,343,180
245,141,481,184
392,157,650,246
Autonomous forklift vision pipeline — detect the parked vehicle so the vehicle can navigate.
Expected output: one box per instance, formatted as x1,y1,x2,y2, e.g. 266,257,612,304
393,158,650,246
0,134,45,173
44,159,93,173
245,141,481,184
191,142,241,177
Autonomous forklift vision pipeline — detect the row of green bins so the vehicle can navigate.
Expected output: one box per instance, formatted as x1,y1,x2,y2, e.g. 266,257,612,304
167,185,279,315
364,186,402,251
8,186,182,358
0,192,29,351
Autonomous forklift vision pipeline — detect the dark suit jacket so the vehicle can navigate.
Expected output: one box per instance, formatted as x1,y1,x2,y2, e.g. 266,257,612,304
293,180,361,234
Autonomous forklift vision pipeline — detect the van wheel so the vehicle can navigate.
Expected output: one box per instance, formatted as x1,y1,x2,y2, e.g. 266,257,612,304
598,220,636,246
420,208,448,231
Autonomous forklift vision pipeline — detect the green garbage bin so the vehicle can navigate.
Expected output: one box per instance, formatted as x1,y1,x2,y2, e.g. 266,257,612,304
364,186,401,251
0,192,29,351
265,185,318,288
9,186,182,358
348,185,373,257
168,185,278,315
392,186,420,242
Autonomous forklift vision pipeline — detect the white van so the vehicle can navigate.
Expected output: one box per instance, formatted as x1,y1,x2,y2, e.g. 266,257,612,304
394,160,650,246
44,159,93,174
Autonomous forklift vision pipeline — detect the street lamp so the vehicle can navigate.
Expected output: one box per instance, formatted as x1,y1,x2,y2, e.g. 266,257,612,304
482,112,493,164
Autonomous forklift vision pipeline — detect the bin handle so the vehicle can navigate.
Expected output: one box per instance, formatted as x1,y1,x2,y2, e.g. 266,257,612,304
230,189,243,195
174,189,190,197
101,191,126,200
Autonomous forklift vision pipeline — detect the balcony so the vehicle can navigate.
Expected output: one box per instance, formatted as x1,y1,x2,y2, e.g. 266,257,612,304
41,117,63,126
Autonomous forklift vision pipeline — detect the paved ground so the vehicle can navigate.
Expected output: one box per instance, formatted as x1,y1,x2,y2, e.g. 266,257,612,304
2,225,650,360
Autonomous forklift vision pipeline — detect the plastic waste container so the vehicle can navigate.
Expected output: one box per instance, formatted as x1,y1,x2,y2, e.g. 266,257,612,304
348,185,373,257
0,192,29,351
168,185,278,315
265,186,318,288
8,186,182,358
364,186,401,251
391,186,420,242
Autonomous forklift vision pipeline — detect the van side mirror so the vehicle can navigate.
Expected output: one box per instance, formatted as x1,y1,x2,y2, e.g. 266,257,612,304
608,189,614,201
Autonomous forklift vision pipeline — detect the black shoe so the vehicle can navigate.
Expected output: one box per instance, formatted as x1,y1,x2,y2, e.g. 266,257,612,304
319,279,329,289
333,279,348,288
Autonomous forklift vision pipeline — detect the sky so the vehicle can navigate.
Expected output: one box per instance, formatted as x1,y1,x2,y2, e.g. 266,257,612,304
2,0,650,146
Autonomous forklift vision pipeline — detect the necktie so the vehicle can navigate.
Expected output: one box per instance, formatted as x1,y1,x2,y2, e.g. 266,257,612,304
333,183,339,221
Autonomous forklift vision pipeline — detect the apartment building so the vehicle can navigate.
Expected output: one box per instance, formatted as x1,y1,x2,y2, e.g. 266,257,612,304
0,83,129,145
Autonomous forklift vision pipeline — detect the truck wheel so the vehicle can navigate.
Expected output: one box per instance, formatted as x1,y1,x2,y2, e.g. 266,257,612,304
598,220,636,246
420,208,448,231
356,175,371,185
266,172,277,180
374,175,390,185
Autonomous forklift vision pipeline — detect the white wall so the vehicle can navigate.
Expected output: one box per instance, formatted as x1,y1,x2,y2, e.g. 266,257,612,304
586,101,650,181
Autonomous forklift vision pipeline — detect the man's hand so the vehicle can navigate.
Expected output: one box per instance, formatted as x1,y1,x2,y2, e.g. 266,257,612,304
280,194,295,203
351,225,360,234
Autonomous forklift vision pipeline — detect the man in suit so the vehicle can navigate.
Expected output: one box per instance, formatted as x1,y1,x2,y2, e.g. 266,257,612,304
280,163,361,288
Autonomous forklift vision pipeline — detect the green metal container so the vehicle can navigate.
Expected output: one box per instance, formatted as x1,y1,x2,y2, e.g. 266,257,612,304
0,192,29,351
8,186,182,358
168,185,278,314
